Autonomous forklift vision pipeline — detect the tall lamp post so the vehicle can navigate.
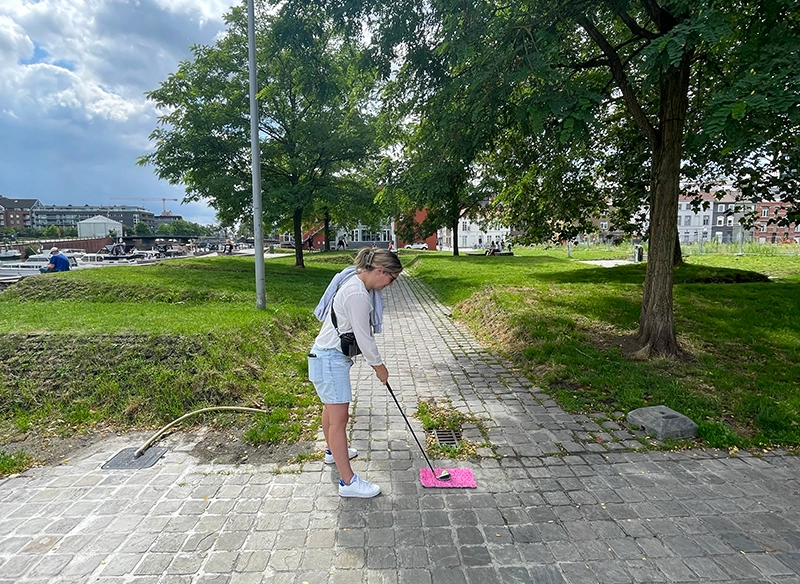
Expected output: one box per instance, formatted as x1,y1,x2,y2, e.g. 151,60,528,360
247,0,266,309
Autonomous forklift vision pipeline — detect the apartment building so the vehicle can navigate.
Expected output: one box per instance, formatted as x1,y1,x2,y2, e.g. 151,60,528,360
754,200,800,243
0,196,40,231
679,192,755,244
437,219,510,250
33,204,156,230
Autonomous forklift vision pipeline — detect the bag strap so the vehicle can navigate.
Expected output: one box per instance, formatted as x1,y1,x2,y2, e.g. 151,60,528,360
329,271,357,333
330,288,345,334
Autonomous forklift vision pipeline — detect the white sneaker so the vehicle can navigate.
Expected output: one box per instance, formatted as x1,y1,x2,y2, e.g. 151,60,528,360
339,474,381,498
324,447,357,464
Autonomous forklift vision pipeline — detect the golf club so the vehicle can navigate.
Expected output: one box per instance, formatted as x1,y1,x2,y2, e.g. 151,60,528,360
385,382,451,481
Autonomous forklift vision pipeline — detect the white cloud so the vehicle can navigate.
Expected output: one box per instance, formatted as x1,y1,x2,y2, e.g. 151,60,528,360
0,0,238,225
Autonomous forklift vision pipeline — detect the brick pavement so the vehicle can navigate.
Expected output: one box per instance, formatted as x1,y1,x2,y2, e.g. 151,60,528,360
1,273,799,583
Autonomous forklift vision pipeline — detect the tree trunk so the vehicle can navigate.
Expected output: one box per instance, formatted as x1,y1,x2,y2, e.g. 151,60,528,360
323,207,331,252
673,231,683,265
292,208,305,268
452,218,460,256
635,55,692,357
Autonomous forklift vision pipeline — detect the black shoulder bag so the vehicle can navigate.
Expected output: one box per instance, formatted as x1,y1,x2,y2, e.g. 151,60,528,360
330,298,362,357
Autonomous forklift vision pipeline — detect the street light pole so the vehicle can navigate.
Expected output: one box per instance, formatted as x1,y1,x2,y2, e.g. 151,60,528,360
247,0,266,309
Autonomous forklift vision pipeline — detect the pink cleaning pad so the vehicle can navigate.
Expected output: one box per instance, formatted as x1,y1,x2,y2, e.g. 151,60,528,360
419,467,477,488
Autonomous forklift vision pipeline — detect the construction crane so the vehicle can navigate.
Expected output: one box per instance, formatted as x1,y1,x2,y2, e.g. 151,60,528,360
109,197,179,214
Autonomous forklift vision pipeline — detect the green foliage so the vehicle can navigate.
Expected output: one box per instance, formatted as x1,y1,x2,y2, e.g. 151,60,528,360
324,0,800,356
152,220,213,237
138,1,383,267
133,222,152,236
416,401,466,432
0,450,31,476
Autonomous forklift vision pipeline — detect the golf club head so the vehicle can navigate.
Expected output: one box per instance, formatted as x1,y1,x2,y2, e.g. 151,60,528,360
436,469,451,481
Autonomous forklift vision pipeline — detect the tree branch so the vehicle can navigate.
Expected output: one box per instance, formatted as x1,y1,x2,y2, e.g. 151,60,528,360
619,11,658,40
576,13,657,147
640,0,678,33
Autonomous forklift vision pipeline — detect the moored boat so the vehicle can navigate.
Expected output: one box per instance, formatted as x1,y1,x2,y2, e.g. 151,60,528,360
0,247,22,261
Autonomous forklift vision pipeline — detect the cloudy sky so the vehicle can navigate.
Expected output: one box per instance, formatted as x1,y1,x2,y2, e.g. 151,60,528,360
0,0,240,225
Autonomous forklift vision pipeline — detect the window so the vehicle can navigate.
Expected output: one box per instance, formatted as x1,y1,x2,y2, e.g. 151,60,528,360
716,216,724,226
600,221,608,230
760,224,767,232
761,207,769,217
678,203,683,211
685,216,693,226
683,231,689,242
703,216,710,226
717,204,725,212
727,216,734,226
462,221,469,232
794,224,800,233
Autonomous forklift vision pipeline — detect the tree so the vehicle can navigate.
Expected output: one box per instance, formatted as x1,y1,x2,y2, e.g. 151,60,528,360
325,0,800,357
169,219,210,236
133,222,152,236
385,89,497,256
138,1,380,268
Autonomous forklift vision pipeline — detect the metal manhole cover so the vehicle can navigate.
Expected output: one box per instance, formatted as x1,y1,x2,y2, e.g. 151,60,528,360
102,447,167,470
432,428,462,445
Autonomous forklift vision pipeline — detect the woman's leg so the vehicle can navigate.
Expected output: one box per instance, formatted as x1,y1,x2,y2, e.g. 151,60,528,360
325,402,354,484
321,404,330,448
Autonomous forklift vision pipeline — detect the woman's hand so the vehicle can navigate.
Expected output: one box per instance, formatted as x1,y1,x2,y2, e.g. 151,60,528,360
372,364,389,384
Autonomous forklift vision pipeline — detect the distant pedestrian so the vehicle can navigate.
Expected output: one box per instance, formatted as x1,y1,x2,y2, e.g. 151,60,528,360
337,239,345,250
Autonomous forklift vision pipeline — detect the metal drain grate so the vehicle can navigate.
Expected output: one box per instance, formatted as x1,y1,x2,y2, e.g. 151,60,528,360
431,428,462,445
102,447,167,470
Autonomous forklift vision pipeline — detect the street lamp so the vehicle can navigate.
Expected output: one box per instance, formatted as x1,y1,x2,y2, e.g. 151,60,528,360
247,0,266,309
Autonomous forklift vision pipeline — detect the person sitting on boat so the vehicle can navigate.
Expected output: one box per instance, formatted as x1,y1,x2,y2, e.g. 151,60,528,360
43,247,71,272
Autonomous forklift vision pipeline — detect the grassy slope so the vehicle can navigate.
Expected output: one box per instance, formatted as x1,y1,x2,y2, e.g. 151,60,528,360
0,253,355,457
409,246,800,449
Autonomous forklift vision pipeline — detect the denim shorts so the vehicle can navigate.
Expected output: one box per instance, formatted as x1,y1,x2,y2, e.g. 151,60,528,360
308,347,353,404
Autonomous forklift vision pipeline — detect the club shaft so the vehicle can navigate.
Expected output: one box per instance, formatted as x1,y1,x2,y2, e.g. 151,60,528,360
385,382,439,475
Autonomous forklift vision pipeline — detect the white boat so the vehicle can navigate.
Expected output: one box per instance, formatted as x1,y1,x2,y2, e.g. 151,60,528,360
0,261,46,278
25,253,81,268
0,254,81,278
0,247,22,261
80,253,136,265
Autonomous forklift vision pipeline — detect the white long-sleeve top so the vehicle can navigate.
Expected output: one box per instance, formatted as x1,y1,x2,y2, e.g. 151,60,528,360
313,274,382,366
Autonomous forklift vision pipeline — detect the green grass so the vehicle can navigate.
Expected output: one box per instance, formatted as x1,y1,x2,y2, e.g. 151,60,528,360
0,252,357,473
409,246,800,450
3,244,799,474
415,400,487,459
0,450,31,475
